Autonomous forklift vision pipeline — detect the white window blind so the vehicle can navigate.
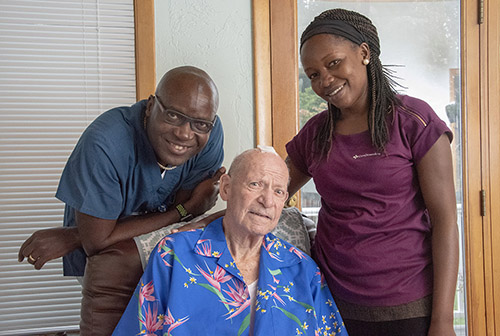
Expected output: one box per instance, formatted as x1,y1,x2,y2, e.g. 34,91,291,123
0,1,137,334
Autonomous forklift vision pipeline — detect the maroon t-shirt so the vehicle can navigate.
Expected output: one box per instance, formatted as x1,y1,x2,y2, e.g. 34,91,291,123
286,95,452,306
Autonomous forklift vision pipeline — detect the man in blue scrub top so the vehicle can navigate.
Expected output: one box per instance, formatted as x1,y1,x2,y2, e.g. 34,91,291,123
18,66,225,277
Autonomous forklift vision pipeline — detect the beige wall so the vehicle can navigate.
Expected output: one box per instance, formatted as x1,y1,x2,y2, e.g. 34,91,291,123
154,1,255,198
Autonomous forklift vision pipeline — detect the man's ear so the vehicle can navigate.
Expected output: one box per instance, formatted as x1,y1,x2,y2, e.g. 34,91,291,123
219,174,231,201
145,95,155,118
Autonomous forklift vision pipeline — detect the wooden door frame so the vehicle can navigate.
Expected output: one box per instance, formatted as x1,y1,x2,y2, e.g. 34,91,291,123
479,0,500,333
461,0,487,333
134,0,156,100
253,0,298,158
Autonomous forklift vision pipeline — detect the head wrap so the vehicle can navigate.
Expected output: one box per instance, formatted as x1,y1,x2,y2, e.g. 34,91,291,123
300,19,366,50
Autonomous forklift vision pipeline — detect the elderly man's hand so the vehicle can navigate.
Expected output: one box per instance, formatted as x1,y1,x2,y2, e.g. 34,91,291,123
185,167,226,216
18,227,80,269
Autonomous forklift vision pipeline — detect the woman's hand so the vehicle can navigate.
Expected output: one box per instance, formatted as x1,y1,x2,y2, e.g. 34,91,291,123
427,320,456,336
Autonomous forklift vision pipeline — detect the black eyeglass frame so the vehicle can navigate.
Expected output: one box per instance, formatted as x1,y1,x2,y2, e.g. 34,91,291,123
153,95,216,134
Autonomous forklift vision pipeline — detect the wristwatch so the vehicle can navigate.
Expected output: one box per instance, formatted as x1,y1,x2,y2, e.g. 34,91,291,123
175,204,194,222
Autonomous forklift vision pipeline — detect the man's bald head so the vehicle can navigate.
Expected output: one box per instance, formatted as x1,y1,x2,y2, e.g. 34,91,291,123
156,66,219,113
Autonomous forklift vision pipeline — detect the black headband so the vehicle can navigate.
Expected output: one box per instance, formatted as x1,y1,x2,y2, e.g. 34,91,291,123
300,19,366,49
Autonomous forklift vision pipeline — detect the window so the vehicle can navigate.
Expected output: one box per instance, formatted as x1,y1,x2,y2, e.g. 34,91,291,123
252,0,500,334
0,0,154,334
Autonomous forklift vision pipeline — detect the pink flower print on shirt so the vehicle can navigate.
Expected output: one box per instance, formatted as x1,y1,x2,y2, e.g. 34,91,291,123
195,262,233,292
315,268,327,287
262,238,282,261
157,236,174,253
268,268,283,284
139,302,163,335
289,246,306,259
195,239,212,257
164,307,189,336
160,248,174,267
267,284,286,306
158,237,175,267
139,280,156,305
223,280,251,319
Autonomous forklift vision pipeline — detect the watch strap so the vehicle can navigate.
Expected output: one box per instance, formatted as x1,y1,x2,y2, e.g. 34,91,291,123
175,204,193,222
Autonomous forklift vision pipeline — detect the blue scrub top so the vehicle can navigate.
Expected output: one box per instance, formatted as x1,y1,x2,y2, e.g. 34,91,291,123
56,100,224,276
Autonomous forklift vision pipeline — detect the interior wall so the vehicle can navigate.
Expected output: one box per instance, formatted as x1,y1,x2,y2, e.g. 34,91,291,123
154,2,255,209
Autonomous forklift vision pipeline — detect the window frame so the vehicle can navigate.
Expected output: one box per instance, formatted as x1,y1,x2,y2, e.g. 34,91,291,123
134,0,156,100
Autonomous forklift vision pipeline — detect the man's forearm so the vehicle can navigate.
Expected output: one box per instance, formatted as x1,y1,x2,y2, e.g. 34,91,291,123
79,208,185,256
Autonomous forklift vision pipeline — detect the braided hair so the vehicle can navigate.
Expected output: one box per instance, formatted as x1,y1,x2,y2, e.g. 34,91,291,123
301,8,401,159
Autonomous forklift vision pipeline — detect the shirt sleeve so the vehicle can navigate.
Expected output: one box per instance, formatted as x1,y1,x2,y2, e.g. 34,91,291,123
55,126,124,220
180,115,224,191
311,267,348,336
285,111,327,177
112,236,174,335
399,96,453,164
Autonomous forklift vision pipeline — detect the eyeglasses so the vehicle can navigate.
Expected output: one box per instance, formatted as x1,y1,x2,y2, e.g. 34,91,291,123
154,95,216,134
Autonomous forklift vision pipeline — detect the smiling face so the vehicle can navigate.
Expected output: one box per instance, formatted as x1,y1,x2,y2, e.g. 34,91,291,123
145,68,218,167
301,34,370,114
220,150,289,238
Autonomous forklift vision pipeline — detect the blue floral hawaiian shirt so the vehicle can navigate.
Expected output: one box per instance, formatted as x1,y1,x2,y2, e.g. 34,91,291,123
112,217,348,336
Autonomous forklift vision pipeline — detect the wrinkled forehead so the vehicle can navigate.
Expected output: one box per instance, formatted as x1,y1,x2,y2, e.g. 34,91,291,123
240,152,289,184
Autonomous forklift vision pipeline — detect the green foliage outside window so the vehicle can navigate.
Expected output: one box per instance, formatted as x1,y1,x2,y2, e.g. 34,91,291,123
299,87,327,128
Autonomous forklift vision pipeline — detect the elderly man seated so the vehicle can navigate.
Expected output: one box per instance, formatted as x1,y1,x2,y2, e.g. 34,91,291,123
112,147,348,336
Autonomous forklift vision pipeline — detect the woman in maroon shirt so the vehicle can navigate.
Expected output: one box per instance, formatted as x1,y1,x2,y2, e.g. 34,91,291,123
285,8,458,336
